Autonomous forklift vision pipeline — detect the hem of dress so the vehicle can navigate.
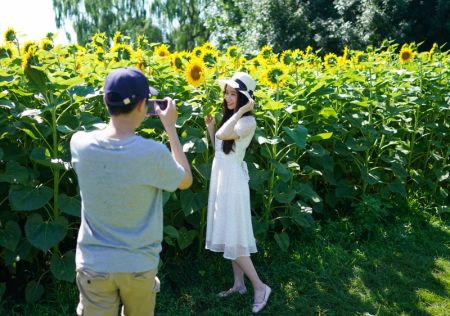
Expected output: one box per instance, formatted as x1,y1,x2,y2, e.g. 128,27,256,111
205,245,257,260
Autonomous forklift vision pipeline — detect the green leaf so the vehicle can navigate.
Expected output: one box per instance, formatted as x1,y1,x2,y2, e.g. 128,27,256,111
177,228,197,250
0,221,21,251
180,190,207,216
274,182,296,204
164,225,179,239
274,232,289,252
292,211,314,228
297,182,322,204
3,240,32,266
49,75,84,89
25,281,44,304
262,100,284,111
9,185,53,211
50,250,76,282
387,179,406,197
0,99,15,109
272,161,292,182
25,214,68,252
0,161,29,184
283,124,308,149
309,132,333,142
59,194,81,217
319,107,338,119
252,217,269,238
361,167,382,185
31,147,71,170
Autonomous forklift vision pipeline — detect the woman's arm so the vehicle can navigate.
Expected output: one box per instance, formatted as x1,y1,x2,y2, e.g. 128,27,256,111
216,99,254,140
205,114,216,150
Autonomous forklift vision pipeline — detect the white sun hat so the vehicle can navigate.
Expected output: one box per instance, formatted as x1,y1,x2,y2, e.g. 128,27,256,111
218,72,256,100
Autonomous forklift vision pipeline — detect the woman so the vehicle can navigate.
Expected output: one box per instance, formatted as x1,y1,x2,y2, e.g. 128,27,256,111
205,72,271,313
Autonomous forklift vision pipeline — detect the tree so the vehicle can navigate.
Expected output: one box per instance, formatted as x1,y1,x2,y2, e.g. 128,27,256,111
205,0,450,54
150,0,212,50
53,0,162,45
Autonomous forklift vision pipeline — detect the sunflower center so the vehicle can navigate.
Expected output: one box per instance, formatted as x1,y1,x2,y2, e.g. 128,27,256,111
401,52,411,60
191,65,202,80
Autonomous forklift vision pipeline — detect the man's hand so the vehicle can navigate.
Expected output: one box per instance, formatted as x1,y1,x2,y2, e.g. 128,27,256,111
157,97,177,128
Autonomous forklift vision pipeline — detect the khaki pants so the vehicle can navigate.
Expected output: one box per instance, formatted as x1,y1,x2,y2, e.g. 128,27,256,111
76,269,158,316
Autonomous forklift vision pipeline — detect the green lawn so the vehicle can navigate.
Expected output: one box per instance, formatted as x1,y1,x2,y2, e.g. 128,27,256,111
2,198,449,316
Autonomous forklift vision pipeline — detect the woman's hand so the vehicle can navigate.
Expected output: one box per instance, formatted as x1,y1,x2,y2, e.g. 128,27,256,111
237,97,255,115
205,114,216,129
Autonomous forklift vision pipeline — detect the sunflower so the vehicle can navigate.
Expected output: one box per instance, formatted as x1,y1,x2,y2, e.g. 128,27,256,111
0,44,14,59
171,51,185,72
133,49,145,71
136,35,149,50
110,44,134,61
399,46,414,63
226,45,240,59
337,47,349,66
21,48,39,70
21,41,38,55
4,27,17,42
261,64,288,88
280,49,295,66
192,46,203,58
113,32,123,46
428,43,438,60
202,42,215,51
185,59,205,87
40,38,54,51
200,49,218,67
259,45,273,60
91,32,107,50
324,53,338,68
154,44,170,58
351,51,364,66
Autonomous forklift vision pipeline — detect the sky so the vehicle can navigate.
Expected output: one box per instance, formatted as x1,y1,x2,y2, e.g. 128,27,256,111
0,0,75,45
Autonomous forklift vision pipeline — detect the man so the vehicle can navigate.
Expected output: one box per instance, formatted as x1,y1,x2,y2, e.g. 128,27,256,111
70,67,192,316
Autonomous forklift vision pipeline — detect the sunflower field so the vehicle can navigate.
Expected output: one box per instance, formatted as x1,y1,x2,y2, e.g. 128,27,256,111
0,28,449,302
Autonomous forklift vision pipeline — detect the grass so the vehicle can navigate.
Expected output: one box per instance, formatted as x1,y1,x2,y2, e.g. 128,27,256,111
1,197,449,315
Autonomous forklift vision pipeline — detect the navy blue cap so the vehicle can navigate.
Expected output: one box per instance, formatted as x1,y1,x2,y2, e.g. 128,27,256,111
104,67,158,107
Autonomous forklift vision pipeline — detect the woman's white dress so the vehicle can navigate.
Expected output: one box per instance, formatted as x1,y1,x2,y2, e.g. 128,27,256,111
205,116,257,260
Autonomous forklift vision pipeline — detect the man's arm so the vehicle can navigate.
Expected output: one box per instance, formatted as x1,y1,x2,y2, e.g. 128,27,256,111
157,98,193,190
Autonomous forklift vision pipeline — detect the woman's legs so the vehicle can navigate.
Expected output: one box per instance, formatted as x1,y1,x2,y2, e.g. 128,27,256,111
231,261,246,289
234,256,266,303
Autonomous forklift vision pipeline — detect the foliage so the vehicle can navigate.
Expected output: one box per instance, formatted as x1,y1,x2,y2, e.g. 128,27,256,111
53,1,450,53
1,194,449,315
0,29,449,302
150,0,211,50
53,0,162,45
205,0,450,53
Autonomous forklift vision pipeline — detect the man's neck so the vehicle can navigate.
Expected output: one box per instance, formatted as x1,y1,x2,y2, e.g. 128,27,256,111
102,118,136,139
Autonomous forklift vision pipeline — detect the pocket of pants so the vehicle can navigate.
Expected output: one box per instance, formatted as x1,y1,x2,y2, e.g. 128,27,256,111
77,269,110,288
132,270,155,280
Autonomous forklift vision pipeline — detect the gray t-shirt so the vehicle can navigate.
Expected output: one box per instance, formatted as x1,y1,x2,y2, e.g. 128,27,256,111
70,130,185,272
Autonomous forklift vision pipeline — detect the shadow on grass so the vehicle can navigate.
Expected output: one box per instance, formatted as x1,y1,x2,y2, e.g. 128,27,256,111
156,205,449,315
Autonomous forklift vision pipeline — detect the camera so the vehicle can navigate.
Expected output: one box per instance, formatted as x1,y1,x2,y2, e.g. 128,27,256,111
146,99,168,116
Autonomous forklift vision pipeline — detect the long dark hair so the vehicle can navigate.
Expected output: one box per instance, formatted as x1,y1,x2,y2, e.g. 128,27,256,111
219,87,253,154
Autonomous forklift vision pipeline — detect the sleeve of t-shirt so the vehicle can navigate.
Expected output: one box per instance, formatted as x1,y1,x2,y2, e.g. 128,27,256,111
70,132,82,171
146,143,185,192
234,116,256,138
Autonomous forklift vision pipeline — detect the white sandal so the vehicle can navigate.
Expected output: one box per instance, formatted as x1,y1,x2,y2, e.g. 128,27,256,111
252,285,271,313
217,286,247,297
